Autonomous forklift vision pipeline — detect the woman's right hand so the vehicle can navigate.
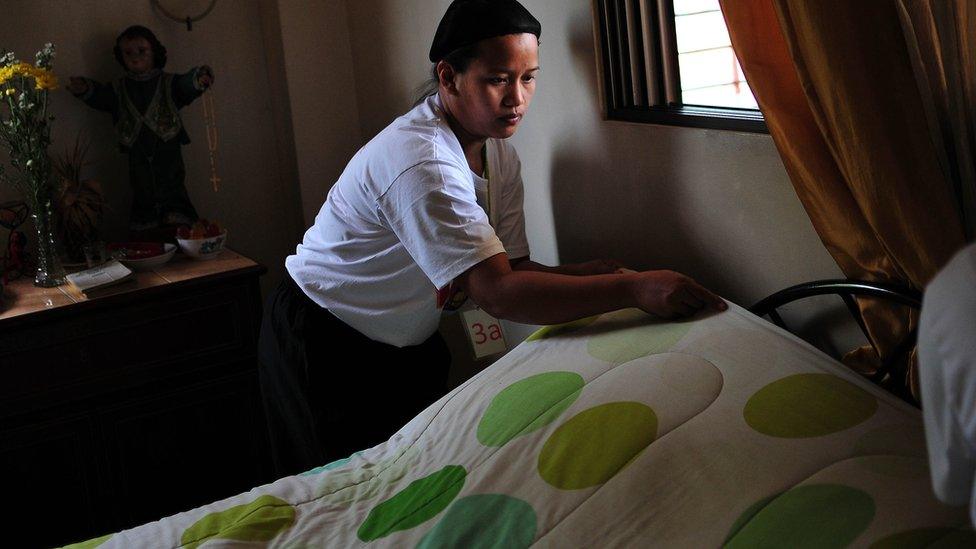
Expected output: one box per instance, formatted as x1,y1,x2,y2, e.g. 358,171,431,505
629,270,727,319
67,77,89,95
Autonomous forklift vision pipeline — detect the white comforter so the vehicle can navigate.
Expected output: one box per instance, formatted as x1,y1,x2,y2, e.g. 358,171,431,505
68,304,971,548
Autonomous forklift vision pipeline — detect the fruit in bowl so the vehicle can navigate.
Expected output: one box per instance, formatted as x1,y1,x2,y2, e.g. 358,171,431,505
176,219,227,260
177,219,223,240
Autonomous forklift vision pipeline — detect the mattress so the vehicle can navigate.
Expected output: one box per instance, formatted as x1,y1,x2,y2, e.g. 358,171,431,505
66,303,972,548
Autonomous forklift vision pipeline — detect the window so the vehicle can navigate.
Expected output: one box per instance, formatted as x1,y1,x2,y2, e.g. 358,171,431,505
594,0,766,132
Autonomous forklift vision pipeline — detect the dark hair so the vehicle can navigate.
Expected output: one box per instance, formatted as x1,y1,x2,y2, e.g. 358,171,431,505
113,25,167,70
412,42,481,106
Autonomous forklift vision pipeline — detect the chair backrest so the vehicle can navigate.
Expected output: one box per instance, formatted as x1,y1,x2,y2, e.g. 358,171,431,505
749,279,921,405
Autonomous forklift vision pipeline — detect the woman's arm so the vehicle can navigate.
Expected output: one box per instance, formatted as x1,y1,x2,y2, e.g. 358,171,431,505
511,256,627,276
466,253,725,325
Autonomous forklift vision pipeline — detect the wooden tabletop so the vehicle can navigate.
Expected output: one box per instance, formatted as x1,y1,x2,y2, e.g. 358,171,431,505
0,248,260,322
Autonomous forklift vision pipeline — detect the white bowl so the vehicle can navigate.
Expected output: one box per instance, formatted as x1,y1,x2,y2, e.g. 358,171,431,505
177,230,227,260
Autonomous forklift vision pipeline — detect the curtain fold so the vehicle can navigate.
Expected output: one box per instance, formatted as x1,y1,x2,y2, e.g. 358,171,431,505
719,0,969,399
896,0,976,241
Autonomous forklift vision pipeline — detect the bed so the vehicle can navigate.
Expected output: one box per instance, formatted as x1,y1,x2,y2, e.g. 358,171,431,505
66,297,972,548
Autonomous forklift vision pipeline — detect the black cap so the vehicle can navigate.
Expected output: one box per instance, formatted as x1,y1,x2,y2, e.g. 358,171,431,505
429,0,541,63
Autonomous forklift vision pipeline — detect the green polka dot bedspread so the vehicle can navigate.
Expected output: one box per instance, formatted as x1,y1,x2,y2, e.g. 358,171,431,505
65,303,971,548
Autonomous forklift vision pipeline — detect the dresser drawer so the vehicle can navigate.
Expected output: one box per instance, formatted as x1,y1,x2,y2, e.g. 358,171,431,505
0,279,255,413
0,252,269,548
99,370,269,530
0,413,105,547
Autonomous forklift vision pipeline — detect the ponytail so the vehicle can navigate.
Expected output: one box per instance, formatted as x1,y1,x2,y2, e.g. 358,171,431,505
412,64,440,107
411,42,482,107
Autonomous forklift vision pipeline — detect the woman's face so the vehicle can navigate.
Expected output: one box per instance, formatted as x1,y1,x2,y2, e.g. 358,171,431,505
446,33,539,141
120,36,154,74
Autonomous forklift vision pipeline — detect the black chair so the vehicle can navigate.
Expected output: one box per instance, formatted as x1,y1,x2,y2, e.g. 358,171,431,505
749,279,922,405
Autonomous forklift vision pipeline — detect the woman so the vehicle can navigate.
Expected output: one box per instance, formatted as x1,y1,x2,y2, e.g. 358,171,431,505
259,0,726,476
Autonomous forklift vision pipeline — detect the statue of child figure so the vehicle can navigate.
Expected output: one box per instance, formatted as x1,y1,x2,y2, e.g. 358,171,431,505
67,25,213,235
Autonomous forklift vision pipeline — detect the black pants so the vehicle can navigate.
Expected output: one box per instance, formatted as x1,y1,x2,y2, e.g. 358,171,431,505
258,275,451,477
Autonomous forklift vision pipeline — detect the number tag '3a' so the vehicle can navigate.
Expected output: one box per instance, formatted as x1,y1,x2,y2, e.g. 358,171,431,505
461,307,508,359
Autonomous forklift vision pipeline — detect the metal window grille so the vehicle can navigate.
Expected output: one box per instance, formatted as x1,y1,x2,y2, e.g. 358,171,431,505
593,0,767,133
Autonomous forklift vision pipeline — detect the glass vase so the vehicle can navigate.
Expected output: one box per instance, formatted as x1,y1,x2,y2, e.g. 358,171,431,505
30,198,65,287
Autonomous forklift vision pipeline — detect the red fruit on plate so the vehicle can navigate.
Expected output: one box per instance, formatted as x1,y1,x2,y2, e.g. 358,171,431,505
114,242,164,259
176,226,191,239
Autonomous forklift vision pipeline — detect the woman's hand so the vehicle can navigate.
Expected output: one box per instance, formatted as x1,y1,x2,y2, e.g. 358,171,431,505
629,270,727,319
67,77,89,95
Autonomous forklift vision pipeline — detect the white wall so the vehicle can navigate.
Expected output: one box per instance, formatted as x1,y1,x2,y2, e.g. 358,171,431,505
275,0,362,226
343,0,844,301
340,0,844,381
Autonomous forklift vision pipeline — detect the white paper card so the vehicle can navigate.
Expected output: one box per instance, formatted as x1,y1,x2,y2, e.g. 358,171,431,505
461,307,508,358
65,259,132,291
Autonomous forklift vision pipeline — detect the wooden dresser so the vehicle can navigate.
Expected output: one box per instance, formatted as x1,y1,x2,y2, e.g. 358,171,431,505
0,250,273,548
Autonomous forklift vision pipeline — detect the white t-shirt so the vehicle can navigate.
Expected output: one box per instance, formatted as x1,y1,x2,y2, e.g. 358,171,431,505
919,242,976,525
285,93,530,347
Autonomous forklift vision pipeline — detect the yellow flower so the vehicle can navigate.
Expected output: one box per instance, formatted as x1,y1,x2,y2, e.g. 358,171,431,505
34,73,57,90
0,62,56,89
12,62,33,75
4,88,15,96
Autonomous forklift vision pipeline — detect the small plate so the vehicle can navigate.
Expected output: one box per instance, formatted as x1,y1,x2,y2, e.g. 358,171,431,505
108,242,177,271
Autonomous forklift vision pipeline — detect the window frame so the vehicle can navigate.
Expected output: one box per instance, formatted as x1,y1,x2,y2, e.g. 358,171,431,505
593,0,768,134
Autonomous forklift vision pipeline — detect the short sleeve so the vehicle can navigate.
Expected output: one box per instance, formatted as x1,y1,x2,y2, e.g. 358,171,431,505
495,148,530,259
376,160,506,290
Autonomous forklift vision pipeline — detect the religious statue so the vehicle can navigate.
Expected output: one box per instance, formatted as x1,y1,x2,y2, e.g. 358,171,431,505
67,25,213,235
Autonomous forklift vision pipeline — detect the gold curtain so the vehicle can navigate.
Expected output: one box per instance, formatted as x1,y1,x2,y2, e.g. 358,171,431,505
896,0,976,241
719,0,969,399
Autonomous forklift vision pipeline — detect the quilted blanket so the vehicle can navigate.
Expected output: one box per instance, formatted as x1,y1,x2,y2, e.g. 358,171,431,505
67,304,971,548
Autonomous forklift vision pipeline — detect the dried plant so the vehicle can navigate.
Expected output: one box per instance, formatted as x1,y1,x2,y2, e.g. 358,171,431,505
52,132,105,261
